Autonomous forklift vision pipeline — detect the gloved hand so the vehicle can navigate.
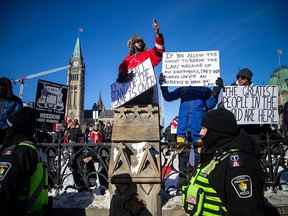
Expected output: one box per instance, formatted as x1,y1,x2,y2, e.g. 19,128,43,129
117,72,134,83
212,77,224,96
159,73,166,85
152,18,160,34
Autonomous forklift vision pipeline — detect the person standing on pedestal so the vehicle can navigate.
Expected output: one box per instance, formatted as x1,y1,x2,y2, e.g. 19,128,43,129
117,19,165,105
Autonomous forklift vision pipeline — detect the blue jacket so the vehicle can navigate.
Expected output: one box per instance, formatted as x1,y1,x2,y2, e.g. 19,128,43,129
161,86,218,141
0,96,23,129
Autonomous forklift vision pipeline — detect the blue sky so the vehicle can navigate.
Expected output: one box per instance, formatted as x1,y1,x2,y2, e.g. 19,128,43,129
1,0,288,126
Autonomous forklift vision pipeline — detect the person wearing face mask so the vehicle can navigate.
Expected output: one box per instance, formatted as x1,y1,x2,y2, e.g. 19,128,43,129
182,108,266,216
0,77,23,145
116,19,165,105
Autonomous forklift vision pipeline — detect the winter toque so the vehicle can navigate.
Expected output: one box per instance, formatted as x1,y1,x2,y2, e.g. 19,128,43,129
7,107,35,135
202,108,238,135
237,68,253,81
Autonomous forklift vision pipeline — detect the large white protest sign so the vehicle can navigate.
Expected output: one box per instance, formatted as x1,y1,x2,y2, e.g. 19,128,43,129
111,58,156,109
161,50,220,86
223,86,279,124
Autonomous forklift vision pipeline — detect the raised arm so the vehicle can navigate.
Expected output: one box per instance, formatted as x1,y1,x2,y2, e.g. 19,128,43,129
149,18,165,66
206,77,224,109
159,73,180,101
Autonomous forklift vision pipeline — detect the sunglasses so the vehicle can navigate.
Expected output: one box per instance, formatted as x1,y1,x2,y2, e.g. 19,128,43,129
237,75,249,80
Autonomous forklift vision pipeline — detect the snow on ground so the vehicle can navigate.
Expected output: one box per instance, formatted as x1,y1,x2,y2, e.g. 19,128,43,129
52,188,183,209
50,159,111,209
265,190,288,207
51,171,288,210
50,165,111,209
52,189,111,209
52,189,288,210
50,148,288,209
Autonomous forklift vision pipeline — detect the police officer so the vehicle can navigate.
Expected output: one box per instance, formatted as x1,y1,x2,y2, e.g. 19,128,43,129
182,108,265,216
0,107,48,215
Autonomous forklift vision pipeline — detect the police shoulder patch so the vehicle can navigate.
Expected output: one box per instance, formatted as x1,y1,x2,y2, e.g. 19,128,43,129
229,153,241,168
231,175,252,198
0,162,12,181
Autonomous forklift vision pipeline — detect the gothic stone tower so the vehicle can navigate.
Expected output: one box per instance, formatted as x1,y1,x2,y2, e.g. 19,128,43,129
66,37,85,124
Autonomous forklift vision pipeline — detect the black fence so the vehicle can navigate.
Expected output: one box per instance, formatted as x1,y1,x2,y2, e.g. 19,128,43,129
37,134,288,197
160,131,288,194
260,133,288,191
37,142,110,195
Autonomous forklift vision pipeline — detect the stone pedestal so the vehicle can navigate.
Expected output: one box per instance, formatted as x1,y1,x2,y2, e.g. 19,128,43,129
108,105,162,216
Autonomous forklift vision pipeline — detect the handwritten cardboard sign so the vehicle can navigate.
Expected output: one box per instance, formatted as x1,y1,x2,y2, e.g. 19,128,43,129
223,86,279,124
161,50,220,86
111,58,156,108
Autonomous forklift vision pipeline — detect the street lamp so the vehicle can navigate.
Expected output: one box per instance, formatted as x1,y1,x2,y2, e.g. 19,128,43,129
277,48,283,67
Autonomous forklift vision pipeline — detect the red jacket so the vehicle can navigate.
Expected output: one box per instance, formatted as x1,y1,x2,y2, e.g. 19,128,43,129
119,33,165,76
89,130,103,144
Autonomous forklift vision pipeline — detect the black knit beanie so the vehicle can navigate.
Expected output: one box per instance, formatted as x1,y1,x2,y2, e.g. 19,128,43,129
202,109,238,136
7,107,35,136
0,77,13,98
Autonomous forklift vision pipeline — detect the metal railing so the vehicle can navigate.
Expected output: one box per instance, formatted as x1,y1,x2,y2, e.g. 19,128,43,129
259,132,288,191
37,142,111,195
36,134,288,197
160,133,288,194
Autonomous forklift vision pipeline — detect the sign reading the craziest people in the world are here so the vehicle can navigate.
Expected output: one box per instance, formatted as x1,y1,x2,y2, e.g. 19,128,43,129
223,85,279,125
111,58,156,109
161,50,220,86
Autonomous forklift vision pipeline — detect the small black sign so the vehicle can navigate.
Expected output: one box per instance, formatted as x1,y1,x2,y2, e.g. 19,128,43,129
35,80,68,131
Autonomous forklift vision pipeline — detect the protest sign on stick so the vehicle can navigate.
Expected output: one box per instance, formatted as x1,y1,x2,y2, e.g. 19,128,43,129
223,85,279,125
111,58,156,109
161,50,220,86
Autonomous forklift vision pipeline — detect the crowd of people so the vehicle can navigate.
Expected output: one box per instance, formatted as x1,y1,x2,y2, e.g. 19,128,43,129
0,17,285,215
115,18,282,216
0,76,113,215
62,118,112,145
64,119,111,193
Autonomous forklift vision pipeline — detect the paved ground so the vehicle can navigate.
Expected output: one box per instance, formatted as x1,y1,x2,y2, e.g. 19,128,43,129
49,191,288,216
49,208,188,216
265,191,288,216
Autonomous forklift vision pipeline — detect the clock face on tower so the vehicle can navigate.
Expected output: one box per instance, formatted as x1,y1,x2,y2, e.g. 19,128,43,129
73,61,79,67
